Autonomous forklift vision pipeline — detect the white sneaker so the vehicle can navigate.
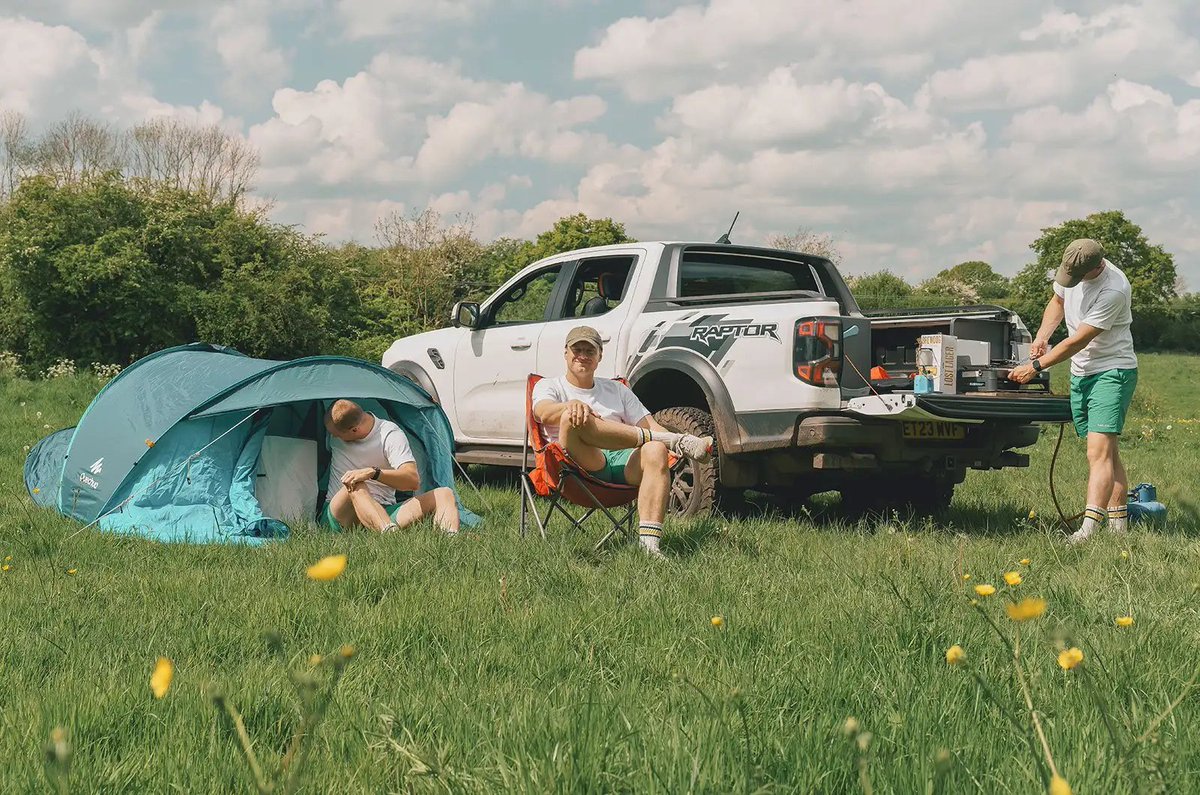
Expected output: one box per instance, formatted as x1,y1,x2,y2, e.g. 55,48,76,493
641,544,669,561
674,434,713,464
1067,526,1094,545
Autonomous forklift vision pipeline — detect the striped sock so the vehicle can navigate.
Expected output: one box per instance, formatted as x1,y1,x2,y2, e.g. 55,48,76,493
638,428,681,448
1080,505,1106,534
1108,504,1129,533
639,521,663,552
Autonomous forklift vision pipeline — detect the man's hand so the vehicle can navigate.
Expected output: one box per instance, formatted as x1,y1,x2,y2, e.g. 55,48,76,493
563,400,593,427
341,467,377,491
1008,363,1037,384
1030,338,1049,358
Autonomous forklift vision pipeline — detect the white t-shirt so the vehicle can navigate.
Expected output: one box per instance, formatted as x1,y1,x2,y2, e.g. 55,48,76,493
1052,259,1137,377
326,414,416,505
531,376,651,444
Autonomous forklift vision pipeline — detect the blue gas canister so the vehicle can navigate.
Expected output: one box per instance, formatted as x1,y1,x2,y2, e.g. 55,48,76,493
1127,483,1167,525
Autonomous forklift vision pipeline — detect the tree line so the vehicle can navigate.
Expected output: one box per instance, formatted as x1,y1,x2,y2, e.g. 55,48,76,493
0,112,1195,376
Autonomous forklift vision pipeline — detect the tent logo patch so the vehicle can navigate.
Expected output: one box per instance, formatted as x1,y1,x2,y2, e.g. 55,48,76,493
89,458,104,475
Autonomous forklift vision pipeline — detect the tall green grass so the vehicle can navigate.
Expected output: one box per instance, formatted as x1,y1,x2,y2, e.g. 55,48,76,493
2,357,1198,793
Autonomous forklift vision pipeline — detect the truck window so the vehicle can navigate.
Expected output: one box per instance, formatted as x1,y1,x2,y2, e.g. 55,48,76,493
490,265,563,325
559,255,636,319
678,251,823,297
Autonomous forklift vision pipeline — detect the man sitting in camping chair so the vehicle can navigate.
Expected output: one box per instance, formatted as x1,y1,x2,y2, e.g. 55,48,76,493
323,399,459,534
532,326,712,559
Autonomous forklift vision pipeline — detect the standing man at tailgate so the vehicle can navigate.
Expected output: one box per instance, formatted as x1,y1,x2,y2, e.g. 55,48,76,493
1009,239,1138,544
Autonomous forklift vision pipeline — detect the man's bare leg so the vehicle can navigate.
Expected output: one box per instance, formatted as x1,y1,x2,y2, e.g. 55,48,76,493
559,415,640,470
1071,432,1118,544
390,487,461,534
624,441,670,558
349,486,395,532
1107,445,1130,533
328,487,361,529
560,415,712,468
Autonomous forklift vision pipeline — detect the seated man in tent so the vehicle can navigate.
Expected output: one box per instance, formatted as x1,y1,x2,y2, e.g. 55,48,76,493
323,399,459,534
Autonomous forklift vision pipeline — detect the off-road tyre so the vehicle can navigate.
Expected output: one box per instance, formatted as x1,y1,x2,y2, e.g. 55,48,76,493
653,406,718,519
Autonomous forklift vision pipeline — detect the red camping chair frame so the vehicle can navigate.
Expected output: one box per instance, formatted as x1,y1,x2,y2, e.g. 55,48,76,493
519,374,676,550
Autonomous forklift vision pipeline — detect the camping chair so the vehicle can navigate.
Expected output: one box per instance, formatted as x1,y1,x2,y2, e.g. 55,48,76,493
519,374,678,550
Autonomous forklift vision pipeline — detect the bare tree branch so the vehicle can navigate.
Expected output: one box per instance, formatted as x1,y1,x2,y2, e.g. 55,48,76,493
768,227,844,266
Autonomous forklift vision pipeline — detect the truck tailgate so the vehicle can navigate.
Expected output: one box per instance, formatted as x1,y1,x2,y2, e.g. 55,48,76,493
848,392,1071,423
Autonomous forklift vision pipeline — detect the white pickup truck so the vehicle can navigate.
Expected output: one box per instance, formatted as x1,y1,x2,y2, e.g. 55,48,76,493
383,241,1070,517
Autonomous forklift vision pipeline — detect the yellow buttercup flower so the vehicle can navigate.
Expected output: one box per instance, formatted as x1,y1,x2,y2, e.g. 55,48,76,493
150,657,174,699
1003,571,1022,586
945,645,965,666
339,644,355,659
1020,558,1031,566
1057,647,1084,671
33,487,40,494
1049,774,1071,795
711,615,724,628
66,568,77,576
1120,550,1129,559
974,584,996,597
1115,615,1134,627
306,554,347,582
1028,509,1036,519
1006,597,1047,622
961,573,972,581
1,564,10,572
308,654,323,667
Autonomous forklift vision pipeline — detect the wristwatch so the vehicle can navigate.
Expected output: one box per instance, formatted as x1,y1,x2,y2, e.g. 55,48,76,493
370,467,381,480
1031,358,1043,372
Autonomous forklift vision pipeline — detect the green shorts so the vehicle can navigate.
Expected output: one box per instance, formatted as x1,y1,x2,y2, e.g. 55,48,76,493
321,501,405,532
1070,368,1137,437
588,448,635,484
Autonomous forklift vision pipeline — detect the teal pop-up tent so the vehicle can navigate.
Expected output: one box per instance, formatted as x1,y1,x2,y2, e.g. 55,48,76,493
23,344,476,544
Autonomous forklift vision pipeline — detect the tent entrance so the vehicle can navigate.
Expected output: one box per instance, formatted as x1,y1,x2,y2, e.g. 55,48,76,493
255,401,326,525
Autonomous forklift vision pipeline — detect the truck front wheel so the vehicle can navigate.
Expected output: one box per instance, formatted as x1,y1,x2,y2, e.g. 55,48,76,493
652,406,718,519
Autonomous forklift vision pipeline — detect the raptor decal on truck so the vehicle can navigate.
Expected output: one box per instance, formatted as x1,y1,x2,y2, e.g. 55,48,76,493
636,313,782,367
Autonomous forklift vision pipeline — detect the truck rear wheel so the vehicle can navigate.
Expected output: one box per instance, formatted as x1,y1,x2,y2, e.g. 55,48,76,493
653,406,718,519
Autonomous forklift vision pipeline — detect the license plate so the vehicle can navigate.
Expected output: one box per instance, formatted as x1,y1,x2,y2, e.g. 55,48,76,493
902,421,966,440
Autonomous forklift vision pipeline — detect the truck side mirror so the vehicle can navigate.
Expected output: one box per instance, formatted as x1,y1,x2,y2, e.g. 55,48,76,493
452,301,481,329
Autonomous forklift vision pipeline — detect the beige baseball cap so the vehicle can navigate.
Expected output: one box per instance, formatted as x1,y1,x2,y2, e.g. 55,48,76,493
565,325,602,350
1056,238,1105,288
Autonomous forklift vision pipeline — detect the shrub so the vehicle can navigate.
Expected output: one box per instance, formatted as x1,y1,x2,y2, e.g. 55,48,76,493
90,362,123,380
0,350,23,379
43,359,77,379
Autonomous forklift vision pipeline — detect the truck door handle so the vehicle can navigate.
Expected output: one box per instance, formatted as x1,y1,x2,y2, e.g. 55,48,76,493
510,338,531,350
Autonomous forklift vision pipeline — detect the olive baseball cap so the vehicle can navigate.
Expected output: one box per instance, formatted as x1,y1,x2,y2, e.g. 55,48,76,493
565,325,603,350
1056,238,1105,288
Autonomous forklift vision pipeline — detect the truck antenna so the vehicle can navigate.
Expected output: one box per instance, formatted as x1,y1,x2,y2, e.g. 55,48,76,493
715,211,740,244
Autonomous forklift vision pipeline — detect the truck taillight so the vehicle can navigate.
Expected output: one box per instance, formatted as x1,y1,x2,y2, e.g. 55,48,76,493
794,318,842,387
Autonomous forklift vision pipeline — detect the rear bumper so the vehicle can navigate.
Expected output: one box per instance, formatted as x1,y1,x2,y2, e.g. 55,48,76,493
914,394,1071,423
718,398,1061,487
845,392,1071,424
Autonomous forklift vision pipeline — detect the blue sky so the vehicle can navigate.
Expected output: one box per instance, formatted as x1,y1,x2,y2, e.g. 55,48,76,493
2,0,1199,286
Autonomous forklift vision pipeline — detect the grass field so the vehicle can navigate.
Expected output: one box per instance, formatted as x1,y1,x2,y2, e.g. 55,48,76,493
2,353,1199,793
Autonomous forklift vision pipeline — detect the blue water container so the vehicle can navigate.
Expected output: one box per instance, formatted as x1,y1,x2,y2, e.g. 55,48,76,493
913,374,935,394
1127,483,1167,525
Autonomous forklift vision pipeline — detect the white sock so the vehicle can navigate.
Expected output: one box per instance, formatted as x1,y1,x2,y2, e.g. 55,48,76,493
1079,505,1106,535
640,428,681,448
1108,504,1129,533
639,522,663,551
